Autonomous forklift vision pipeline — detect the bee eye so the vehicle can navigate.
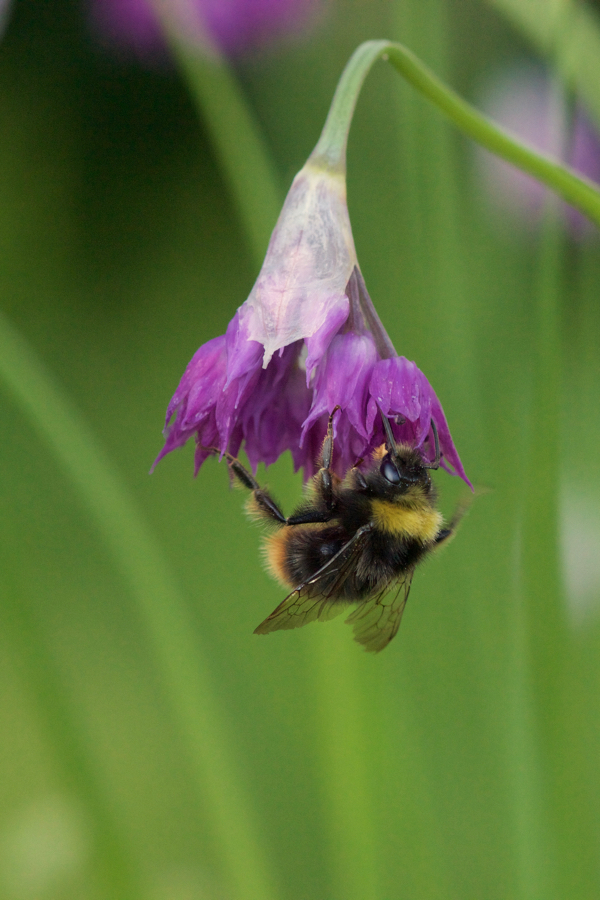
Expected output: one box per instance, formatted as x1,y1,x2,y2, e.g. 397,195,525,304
380,458,401,484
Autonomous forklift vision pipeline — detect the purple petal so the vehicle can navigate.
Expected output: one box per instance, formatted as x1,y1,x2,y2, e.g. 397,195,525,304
151,336,227,470
193,435,218,474
303,293,349,382
225,307,264,385
300,411,373,479
367,357,471,488
367,357,431,440
165,335,226,429
302,331,378,439
241,343,312,471
428,394,471,486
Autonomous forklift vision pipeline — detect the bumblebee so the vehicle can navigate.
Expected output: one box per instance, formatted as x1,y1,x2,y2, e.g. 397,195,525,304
218,407,462,652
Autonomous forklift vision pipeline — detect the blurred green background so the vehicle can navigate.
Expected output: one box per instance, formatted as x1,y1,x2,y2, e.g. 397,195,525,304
1,0,600,898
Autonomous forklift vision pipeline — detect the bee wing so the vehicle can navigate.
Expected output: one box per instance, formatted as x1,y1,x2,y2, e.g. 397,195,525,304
345,570,414,653
254,525,372,635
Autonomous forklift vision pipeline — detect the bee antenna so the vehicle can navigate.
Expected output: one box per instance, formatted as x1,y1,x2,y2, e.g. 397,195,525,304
422,419,440,470
380,410,398,455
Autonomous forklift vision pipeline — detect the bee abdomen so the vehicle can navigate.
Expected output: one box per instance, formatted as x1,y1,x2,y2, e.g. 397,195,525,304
264,525,350,589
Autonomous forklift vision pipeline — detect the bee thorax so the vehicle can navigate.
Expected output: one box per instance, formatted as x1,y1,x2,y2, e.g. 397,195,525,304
371,499,442,541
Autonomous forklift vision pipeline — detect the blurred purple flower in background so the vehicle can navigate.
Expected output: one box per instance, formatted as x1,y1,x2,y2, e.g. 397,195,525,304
474,61,600,238
154,159,470,485
88,0,323,58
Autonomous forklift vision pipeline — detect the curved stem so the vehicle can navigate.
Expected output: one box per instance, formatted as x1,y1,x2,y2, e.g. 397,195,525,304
312,40,600,228
311,41,388,173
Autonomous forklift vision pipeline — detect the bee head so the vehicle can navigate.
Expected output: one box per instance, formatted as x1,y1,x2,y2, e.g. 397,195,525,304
379,410,440,489
379,450,430,493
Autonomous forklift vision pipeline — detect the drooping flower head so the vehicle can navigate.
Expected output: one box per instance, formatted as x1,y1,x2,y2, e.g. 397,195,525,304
88,0,323,59
154,155,470,487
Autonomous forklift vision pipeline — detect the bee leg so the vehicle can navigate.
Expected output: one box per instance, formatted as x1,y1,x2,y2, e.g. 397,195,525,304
214,449,288,526
320,406,340,468
435,528,453,545
286,407,341,526
318,405,341,511
349,457,368,490
435,494,472,546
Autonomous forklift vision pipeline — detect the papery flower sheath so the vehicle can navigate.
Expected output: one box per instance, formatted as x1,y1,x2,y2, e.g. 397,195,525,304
155,154,470,487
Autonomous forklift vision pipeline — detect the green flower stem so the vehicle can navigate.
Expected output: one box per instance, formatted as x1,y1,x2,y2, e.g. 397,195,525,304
312,628,380,900
0,312,278,900
522,210,597,897
0,568,146,899
520,203,565,900
154,10,282,268
311,40,600,228
310,40,385,174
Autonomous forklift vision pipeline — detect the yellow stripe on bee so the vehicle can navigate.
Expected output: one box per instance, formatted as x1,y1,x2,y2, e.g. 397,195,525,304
371,498,442,542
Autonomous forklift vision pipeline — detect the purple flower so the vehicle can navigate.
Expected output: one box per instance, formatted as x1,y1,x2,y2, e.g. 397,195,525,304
475,61,600,238
88,0,323,59
154,158,470,486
